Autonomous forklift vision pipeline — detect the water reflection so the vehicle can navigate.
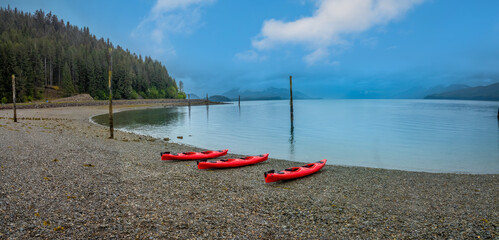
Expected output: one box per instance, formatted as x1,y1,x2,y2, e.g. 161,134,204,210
92,107,184,128
289,111,295,156
238,102,241,120
289,124,295,156
206,104,209,122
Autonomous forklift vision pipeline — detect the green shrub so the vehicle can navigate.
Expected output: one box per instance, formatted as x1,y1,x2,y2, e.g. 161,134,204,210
1,97,7,104
166,86,177,99
130,89,139,99
177,92,186,99
35,89,44,100
94,90,107,100
160,89,166,99
148,87,160,99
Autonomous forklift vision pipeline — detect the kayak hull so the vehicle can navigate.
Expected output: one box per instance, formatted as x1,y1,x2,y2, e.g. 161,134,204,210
197,154,269,169
264,159,327,183
161,149,228,160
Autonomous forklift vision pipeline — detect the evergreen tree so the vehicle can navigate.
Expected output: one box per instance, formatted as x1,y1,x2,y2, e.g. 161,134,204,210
61,63,74,96
179,80,184,92
0,7,180,102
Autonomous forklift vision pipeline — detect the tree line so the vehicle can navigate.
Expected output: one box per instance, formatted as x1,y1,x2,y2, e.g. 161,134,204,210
0,6,185,103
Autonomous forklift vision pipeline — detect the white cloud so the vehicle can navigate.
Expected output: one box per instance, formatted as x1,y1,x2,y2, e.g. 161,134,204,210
234,50,267,62
152,0,214,14
132,0,215,55
252,0,424,63
304,49,341,66
330,60,340,66
304,48,329,65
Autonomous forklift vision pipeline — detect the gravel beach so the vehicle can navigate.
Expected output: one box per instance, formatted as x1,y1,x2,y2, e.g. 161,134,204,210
0,102,497,239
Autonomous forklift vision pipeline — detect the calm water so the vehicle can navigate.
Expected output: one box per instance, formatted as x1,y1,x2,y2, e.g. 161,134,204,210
92,99,499,174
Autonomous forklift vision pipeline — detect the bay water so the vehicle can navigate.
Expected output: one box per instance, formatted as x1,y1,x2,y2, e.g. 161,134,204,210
92,99,499,174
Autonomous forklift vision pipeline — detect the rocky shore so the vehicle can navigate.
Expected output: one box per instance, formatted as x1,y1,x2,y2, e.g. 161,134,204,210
0,98,218,110
0,102,497,239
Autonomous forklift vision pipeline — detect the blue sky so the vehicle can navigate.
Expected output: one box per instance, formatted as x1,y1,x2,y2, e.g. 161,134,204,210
1,0,499,98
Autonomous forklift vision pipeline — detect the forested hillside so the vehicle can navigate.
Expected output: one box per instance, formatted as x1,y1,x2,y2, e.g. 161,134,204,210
0,6,185,103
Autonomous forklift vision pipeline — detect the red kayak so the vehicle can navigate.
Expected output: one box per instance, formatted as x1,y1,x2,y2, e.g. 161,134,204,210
161,149,228,160
197,154,269,169
264,159,327,183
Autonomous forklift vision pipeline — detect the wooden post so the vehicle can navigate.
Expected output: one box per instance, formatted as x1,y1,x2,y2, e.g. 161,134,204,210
289,75,294,122
107,39,114,139
497,107,499,120
238,95,240,107
188,94,191,106
206,93,209,104
12,74,17,122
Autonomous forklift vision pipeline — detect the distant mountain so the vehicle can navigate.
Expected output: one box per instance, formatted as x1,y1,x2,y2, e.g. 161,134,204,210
425,82,499,101
222,89,240,99
208,95,231,102
390,84,471,99
187,93,200,99
425,84,471,96
389,86,427,99
222,87,313,101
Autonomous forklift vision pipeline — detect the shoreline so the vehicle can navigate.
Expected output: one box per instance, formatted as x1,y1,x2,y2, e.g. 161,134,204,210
89,102,497,176
0,103,497,238
0,98,225,110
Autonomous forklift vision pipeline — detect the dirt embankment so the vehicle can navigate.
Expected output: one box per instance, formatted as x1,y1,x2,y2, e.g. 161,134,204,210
50,94,95,103
0,97,221,110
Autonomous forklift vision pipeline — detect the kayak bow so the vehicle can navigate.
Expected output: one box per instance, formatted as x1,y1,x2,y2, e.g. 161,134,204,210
264,159,327,183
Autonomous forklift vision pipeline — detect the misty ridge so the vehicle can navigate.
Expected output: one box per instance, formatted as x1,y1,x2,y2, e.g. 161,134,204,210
221,87,313,101
425,82,499,101
190,82,499,102
187,87,312,101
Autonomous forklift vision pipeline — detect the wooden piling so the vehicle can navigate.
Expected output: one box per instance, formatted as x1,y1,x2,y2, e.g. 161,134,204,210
238,95,240,107
497,107,499,120
188,94,191,106
107,39,114,139
289,75,294,122
12,74,17,122
206,93,209,104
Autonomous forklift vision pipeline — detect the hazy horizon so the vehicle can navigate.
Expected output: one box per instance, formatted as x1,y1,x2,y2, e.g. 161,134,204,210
1,0,498,98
